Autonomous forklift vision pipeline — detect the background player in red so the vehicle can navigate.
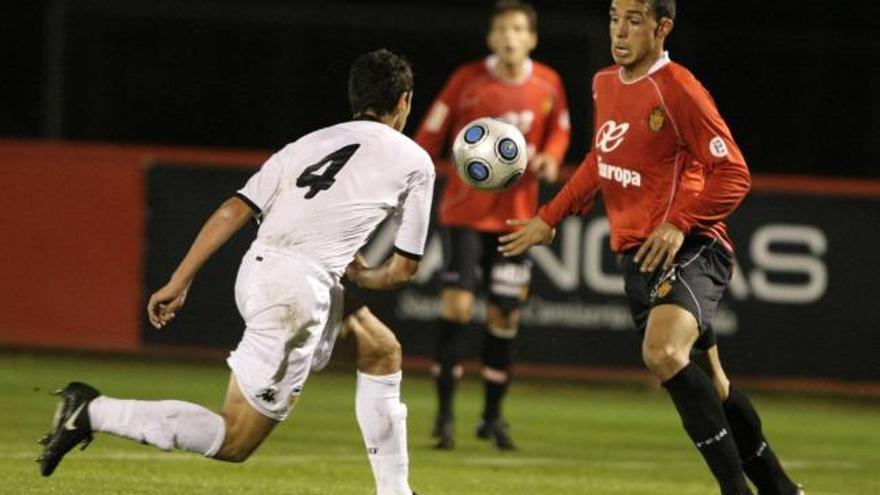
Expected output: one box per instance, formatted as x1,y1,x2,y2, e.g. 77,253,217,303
499,0,803,493
415,0,570,450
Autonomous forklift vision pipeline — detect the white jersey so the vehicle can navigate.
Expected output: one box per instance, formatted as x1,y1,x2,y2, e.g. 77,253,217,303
237,119,435,278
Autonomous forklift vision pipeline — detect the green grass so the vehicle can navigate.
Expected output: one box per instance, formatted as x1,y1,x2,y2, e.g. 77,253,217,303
1,351,878,494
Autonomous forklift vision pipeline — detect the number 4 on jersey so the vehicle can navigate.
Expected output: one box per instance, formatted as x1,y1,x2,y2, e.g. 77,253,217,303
296,143,360,198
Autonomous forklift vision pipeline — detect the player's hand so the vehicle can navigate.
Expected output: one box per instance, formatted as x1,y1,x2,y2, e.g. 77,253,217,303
147,279,190,329
634,222,685,273
498,217,555,257
529,153,560,183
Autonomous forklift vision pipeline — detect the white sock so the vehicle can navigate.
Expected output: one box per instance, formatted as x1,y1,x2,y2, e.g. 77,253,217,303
88,396,225,457
355,371,412,495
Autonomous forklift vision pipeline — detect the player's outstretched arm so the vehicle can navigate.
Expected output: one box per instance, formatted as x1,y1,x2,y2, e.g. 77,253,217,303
147,196,255,329
346,252,419,290
497,217,556,257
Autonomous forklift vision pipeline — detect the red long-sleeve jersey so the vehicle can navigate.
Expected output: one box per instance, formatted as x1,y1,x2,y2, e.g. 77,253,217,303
416,56,570,233
539,54,751,253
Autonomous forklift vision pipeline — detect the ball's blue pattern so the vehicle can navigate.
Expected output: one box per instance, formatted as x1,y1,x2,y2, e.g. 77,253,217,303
466,161,490,182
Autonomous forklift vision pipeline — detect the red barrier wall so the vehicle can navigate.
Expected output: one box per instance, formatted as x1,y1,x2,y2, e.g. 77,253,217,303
0,140,267,351
1,138,878,354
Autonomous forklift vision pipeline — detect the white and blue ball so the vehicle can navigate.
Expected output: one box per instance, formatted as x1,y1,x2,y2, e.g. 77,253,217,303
452,117,527,192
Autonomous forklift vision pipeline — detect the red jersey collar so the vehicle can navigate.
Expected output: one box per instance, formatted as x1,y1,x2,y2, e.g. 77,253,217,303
618,51,671,84
485,55,534,85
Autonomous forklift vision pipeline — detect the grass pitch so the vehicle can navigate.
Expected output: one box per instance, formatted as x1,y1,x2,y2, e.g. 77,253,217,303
1,351,877,494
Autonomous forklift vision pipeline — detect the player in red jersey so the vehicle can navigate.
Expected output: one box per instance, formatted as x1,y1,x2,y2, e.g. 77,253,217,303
499,1,803,493
414,0,570,450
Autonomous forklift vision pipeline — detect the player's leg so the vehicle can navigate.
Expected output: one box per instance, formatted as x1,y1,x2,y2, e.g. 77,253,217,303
90,373,275,464
212,374,277,461
343,302,413,495
42,297,320,474
645,305,752,495
431,288,471,449
475,238,530,450
431,227,481,449
37,373,273,476
476,302,519,450
699,346,802,495
637,239,760,494
622,239,753,494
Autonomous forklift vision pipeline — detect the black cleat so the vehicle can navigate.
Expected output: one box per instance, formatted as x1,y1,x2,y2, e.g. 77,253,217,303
475,418,516,450
37,382,100,477
432,416,455,450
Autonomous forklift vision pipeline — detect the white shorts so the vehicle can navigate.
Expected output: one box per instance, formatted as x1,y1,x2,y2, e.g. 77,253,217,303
227,242,343,421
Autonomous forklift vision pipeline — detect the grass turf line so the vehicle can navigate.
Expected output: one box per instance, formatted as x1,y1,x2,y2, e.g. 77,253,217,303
1,351,878,494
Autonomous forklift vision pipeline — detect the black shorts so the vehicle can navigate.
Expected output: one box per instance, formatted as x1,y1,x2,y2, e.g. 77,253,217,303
620,236,733,351
338,277,368,319
441,227,532,311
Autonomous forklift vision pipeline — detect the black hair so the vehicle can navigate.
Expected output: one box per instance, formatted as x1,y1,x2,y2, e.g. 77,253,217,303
348,49,414,117
650,0,675,21
490,0,538,33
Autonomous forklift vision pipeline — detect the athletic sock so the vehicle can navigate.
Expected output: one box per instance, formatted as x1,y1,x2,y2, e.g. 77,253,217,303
481,329,513,422
724,386,799,495
662,363,753,495
435,319,465,421
88,396,225,457
356,371,412,495
436,373,455,422
482,379,508,422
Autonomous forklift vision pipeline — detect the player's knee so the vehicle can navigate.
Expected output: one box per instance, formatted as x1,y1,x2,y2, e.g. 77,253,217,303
214,430,259,463
216,443,256,463
214,413,266,463
351,308,402,373
642,341,687,376
440,290,474,323
363,336,402,370
441,306,472,324
711,374,730,400
486,304,519,330
486,323,518,341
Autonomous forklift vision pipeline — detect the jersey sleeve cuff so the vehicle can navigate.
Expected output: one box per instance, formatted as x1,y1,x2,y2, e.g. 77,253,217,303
235,192,262,215
393,246,423,261
538,206,561,228
666,214,692,235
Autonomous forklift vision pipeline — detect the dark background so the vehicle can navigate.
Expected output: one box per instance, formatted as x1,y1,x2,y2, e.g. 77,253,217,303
3,0,879,177
143,165,880,380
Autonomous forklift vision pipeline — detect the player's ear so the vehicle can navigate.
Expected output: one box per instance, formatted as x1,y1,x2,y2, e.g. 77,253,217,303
528,31,538,52
397,91,412,113
655,17,673,40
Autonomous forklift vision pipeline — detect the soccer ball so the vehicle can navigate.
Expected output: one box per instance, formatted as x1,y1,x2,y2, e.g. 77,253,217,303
452,117,527,192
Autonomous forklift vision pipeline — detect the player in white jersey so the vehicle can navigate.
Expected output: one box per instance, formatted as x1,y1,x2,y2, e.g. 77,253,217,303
38,49,432,495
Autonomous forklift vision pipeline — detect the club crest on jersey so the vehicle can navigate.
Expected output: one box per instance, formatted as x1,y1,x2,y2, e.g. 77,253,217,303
596,120,630,153
648,107,665,132
256,387,277,404
657,280,673,298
